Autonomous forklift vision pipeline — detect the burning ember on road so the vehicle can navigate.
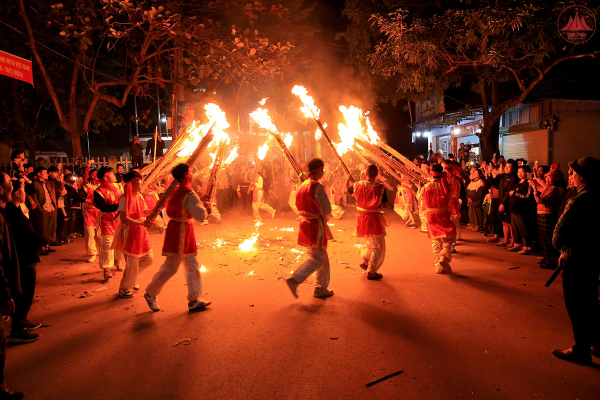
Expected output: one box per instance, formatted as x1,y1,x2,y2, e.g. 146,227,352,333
200,265,207,272
238,233,259,252
280,227,294,231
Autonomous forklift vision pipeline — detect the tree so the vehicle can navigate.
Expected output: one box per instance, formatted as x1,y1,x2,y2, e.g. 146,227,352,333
343,0,600,160
16,0,313,157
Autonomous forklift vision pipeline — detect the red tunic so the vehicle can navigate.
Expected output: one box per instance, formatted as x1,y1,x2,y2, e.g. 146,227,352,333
422,179,456,240
296,180,333,248
95,183,123,236
162,183,197,258
117,192,151,257
84,183,99,227
353,180,385,237
444,172,461,215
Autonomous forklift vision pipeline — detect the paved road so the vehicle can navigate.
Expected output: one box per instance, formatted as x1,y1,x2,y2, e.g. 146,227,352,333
7,211,600,399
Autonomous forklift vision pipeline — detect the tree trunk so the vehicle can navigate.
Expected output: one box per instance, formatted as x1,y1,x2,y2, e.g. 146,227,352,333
69,130,84,159
479,118,500,162
27,136,36,162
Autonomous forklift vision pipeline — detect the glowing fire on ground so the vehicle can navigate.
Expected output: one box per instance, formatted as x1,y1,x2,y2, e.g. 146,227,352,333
238,233,259,252
200,265,207,272
280,227,294,231
292,85,320,119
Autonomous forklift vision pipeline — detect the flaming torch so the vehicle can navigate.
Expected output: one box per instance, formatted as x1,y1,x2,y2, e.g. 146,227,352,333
203,139,228,207
292,85,354,181
250,108,307,182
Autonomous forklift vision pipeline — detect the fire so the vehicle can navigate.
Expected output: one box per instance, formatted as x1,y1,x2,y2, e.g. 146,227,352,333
365,115,381,144
250,108,279,134
259,98,267,105
238,233,259,252
200,265,207,272
249,270,255,276
315,123,326,141
254,221,262,228
209,152,217,168
178,103,230,157
336,105,364,156
292,85,320,119
258,141,269,160
284,133,293,148
290,248,303,254
223,145,239,165
280,227,294,231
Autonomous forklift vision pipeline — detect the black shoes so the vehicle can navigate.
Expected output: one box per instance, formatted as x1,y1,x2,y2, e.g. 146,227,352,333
551,347,592,364
9,329,40,344
22,319,42,331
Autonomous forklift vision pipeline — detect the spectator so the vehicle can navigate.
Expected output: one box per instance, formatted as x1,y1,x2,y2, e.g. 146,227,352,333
64,174,83,238
55,183,70,246
4,180,42,344
551,156,600,364
0,172,26,399
532,166,563,269
497,159,518,248
115,164,125,184
130,137,144,169
466,168,487,232
145,135,165,161
10,150,26,180
507,165,536,255
29,167,55,255
485,164,503,243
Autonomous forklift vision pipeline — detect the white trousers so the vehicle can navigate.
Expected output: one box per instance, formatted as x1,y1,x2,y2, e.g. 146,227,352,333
85,225,100,256
209,202,221,221
419,210,428,232
146,255,202,302
292,247,330,290
288,189,299,215
331,204,344,220
361,236,386,273
99,235,124,270
252,200,275,220
119,251,154,290
431,239,453,271
451,213,461,240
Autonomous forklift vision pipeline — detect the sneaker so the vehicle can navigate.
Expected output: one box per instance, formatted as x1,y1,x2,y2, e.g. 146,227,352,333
188,300,211,311
87,255,97,263
285,277,299,298
143,293,160,312
0,388,24,399
115,263,125,272
359,263,368,271
313,287,334,298
46,247,56,253
199,220,209,226
103,270,114,280
367,272,383,280
451,243,457,253
118,288,133,298
133,284,140,290
517,248,530,255
9,329,40,344
551,347,591,364
22,319,42,331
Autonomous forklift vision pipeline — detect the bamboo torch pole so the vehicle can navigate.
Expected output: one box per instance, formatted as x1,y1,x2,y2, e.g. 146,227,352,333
146,122,216,221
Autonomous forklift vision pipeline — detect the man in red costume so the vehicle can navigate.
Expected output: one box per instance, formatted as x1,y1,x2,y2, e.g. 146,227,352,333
83,169,100,263
346,165,388,280
443,160,463,247
93,167,125,280
115,171,154,298
422,164,457,274
285,158,335,299
144,163,211,312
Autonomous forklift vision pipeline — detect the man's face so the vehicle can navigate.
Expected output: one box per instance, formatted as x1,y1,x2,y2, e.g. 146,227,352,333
517,168,527,180
104,171,117,183
49,171,58,179
37,170,48,181
505,164,513,174
572,170,585,188
131,178,141,192
0,173,13,204
26,167,34,174
536,167,544,178
117,166,124,174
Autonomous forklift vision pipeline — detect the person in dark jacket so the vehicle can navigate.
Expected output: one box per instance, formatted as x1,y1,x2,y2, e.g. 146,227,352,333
507,165,536,255
130,136,144,169
29,167,55,255
5,181,42,343
0,172,26,399
145,135,165,161
64,174,86,238
531,166,563,269
551,157,600,364
466,168,487,232
497,159,518,248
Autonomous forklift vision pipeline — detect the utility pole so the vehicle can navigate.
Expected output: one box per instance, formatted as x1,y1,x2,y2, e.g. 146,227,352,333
134,94,139,138
171,47,184,140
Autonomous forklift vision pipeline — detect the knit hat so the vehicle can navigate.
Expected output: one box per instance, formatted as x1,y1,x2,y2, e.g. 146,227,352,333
569,157,600,182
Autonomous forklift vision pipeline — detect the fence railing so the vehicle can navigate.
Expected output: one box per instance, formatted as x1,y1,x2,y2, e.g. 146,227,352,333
0,155,153,175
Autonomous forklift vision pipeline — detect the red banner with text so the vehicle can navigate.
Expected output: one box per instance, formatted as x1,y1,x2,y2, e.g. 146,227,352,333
0,50,33,85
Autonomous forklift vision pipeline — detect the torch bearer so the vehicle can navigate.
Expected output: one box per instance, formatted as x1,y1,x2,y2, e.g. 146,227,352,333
146,121,216,221
292,86,354,181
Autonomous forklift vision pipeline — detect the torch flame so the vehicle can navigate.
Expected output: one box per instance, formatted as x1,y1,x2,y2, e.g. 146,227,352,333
335,105,364,156
284,133,293,148
223,145,239,166
238,232,259,252
365,115,381,145
250,108,279,134
178,103,230,157
258,142,269,161
315,122,326,141
292,85,320,119
259,98,267,105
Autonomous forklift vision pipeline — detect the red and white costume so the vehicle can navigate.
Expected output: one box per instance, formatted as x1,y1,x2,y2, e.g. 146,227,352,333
146,180,207,303
115,184,153,291
444,169,462,240
293,179,333,291
421,174,456,273
94,182,124,270
83,181,100,257
394,179,417,227
250,174,275,221
352,179,387,274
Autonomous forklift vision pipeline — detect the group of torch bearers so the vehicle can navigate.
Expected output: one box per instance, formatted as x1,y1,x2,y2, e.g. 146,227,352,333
78,87,462,309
